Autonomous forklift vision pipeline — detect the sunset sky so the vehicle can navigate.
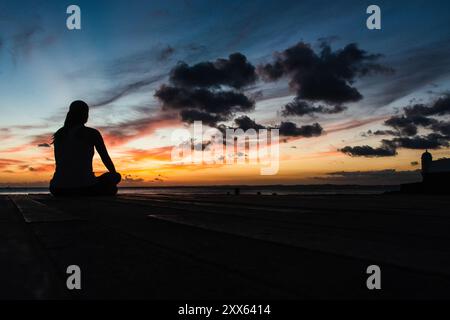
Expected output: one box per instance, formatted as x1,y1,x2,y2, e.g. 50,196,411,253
1,0,450,186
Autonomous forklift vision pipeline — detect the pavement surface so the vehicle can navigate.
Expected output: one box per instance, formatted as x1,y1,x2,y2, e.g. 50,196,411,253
1,193,450,299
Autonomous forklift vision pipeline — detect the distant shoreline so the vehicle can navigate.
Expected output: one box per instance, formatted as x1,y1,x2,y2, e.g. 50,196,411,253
0,184,400,195
0,183,400,188
0,184,400,190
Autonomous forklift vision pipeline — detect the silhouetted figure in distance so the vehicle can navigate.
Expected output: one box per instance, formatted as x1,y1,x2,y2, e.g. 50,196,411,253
50,100,121,196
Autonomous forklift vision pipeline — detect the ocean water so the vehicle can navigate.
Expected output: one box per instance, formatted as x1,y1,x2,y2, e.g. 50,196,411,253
0,185,399,195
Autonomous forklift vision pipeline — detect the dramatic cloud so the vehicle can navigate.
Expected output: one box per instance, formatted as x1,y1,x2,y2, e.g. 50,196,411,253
155,86,254,116
380,96,450,136
378,94,450,137
365,129,398,136
341,94,450,157
224,117,323,138
282,98,346,116
278,122,323,137
170,53,257,89
431,121,450,136
390,134,449,149
404,95,450,117
261,41,391,138
179,109,224,127
233,118,324,138
233,116,266,131
341,133,449,157
340,143,397,157
259,42,392,105
214,116,323,144
384,115,426,136
155,53,257,126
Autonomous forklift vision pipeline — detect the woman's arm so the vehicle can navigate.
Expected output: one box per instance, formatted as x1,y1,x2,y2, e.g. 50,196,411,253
93,130,116,173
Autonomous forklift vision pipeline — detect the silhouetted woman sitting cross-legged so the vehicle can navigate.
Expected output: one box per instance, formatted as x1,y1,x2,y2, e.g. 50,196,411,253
50,100,121,196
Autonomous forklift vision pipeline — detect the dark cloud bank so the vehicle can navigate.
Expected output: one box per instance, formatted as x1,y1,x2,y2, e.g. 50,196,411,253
154,41,390,138
341,94,450,157
226,115,323,138
282,99,346,116
259,42,392,116
155,53,257,126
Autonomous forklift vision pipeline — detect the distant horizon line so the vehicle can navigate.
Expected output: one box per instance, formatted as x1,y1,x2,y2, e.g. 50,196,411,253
0,184,401,189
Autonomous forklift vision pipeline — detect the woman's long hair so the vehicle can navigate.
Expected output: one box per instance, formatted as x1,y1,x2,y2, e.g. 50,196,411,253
53,100,89,143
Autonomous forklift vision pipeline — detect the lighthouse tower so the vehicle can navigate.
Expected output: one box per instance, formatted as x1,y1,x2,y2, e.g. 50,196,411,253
421,150,432,178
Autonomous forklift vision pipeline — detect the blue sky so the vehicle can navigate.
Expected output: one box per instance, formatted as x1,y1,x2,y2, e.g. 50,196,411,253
1,0,450,185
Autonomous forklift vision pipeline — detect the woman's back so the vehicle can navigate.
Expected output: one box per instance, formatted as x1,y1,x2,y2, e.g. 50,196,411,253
51,125,97,188
50,100,120,196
